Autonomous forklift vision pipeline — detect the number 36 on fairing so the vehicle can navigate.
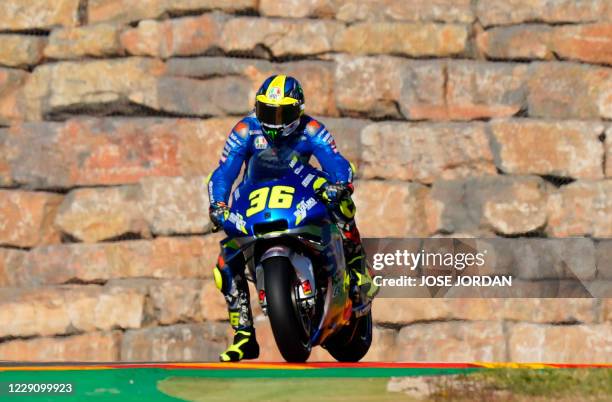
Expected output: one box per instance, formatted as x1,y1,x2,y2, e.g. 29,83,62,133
246,185,295,217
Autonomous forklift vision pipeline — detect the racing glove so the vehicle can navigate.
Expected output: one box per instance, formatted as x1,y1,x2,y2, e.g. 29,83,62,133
209,202,229,232
320,182,354,203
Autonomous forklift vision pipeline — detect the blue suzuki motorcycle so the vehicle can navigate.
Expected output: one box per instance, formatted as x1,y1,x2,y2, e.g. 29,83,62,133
221,146,372,362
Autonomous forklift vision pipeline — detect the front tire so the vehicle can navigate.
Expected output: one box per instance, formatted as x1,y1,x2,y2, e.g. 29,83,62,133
325,311,372,362
263,256,311,362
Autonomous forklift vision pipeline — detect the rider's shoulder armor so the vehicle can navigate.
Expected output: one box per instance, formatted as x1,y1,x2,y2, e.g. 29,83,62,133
231,119,251,140
303,115,325,137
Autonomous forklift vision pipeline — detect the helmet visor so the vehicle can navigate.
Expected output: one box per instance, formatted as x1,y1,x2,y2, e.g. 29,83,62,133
256,99,301,127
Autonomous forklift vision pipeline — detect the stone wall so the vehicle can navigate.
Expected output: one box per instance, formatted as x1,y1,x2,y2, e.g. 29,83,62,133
0,0,610,363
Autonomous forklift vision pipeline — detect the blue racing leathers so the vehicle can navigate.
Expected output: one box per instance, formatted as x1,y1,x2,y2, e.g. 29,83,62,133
208,112,353,206
209,112,373,333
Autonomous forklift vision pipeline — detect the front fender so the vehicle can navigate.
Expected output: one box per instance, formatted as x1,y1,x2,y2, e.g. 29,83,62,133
257,245,316,307
260,245,292,261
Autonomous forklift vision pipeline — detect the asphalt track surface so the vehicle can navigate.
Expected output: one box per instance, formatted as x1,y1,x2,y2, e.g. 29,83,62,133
0,362,609,401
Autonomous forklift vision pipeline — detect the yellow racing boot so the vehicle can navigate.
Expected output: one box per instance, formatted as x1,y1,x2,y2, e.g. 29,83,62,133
219,328,260,362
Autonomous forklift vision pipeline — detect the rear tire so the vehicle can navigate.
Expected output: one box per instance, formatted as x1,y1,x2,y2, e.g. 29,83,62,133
263,256,311,362
325,311,372,362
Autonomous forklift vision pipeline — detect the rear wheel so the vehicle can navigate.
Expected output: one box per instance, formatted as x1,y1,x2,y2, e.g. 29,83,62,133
263,256,311,362
324,310,372,362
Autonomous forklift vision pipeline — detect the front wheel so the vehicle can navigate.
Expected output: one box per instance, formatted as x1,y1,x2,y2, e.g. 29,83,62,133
324,311,372,362
263,256,311,362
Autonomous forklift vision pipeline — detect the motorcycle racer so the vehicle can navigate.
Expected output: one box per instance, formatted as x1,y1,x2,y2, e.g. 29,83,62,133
208,75,378,362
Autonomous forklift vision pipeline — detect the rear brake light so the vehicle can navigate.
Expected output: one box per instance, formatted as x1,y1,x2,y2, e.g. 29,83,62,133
258,289,266,302
301,280,312,295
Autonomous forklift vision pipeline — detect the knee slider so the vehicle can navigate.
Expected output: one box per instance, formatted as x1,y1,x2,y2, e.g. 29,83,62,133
213,266,229,293
339,198,356,219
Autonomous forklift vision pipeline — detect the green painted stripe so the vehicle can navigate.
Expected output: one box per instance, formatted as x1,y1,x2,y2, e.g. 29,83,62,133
177,367,480,378
0,367,481,401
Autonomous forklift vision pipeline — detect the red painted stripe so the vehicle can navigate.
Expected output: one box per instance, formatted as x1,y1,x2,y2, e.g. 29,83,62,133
304,362,477,369
100,363,310,370
1,362,610,371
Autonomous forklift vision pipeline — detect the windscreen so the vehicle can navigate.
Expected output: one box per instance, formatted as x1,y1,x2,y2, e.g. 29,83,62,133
245,146,300,183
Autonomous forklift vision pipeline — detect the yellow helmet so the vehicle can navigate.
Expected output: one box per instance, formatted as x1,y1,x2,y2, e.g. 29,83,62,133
255,75,305,144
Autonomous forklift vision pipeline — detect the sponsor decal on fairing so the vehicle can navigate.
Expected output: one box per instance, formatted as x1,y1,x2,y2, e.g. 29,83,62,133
293,197,317,224
301,173,315,187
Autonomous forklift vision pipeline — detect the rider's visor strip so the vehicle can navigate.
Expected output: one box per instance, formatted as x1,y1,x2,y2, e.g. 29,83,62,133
256,98,301,126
